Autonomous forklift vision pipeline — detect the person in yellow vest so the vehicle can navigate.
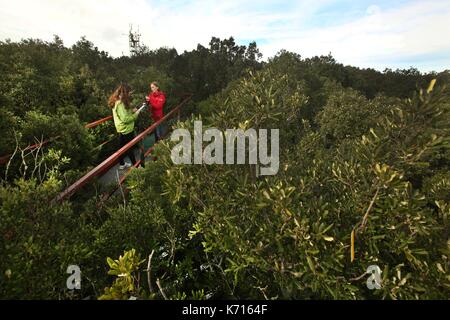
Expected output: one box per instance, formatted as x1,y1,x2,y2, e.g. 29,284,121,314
108,84,143,169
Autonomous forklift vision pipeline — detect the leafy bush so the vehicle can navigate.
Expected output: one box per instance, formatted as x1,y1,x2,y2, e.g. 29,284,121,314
111,76,449,300
18,111,95,171
316,86,393,144
98,249,147,300
0,109,19,155
0,177,95,299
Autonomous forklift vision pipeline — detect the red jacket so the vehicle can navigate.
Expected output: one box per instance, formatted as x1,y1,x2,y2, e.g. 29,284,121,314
146,91,166,121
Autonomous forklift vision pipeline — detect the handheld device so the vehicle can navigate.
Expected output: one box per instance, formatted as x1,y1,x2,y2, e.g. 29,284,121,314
137,102,147,113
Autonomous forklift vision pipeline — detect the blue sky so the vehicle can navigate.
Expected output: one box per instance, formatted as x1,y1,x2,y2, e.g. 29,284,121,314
1,0,449,72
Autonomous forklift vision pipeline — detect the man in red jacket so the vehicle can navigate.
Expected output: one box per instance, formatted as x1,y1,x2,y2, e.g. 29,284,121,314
146,81,166,142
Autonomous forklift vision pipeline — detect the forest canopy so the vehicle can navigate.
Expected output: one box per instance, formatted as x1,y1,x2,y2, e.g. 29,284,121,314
0,35,449,300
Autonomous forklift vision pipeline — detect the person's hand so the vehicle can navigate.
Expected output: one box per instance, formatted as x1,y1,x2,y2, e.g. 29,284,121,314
133,108,138,113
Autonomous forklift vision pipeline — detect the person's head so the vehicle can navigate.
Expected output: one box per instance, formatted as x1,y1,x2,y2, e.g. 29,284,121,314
150,81,160,93
108,83,132,108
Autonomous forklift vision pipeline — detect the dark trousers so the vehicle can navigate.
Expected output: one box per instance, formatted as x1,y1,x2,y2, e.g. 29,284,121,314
118,132,137,166
154,125,162,142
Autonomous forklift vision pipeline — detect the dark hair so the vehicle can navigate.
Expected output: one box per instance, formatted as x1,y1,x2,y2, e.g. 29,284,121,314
108,83,132,109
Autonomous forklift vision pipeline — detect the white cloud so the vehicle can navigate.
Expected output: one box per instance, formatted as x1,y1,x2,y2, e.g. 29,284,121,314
0,0,449,72
0,0,156,55
257,1,450,71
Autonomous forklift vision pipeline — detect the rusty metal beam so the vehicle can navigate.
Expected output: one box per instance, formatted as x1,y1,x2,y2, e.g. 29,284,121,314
97,130,170,206
84,116,113,129
0,116,114,165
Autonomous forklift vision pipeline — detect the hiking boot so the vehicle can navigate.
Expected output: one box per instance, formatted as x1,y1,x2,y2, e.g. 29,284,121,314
119,162,132,170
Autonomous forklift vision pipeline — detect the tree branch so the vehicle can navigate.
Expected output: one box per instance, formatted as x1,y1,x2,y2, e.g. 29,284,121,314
358,187,380,233
146,250,155,294
156,278,168,300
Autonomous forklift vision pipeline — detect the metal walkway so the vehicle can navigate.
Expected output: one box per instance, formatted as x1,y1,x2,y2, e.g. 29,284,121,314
54,95,192,203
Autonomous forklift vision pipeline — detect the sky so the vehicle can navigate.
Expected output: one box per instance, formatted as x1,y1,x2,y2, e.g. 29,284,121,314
1,0,449,72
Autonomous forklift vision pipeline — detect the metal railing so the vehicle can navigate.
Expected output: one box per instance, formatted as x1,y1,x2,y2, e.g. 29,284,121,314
0,116,114,165
55,95,191,202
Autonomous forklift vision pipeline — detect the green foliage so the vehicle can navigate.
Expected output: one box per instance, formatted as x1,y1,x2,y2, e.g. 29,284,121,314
0,177,94,299
0,109,19,155
19,111,95,170
172,37,264,101
94,159,220,299
112,77,449,300
316,86,393,144
99,249,146,300
1,37,449,300
98,248,209,300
